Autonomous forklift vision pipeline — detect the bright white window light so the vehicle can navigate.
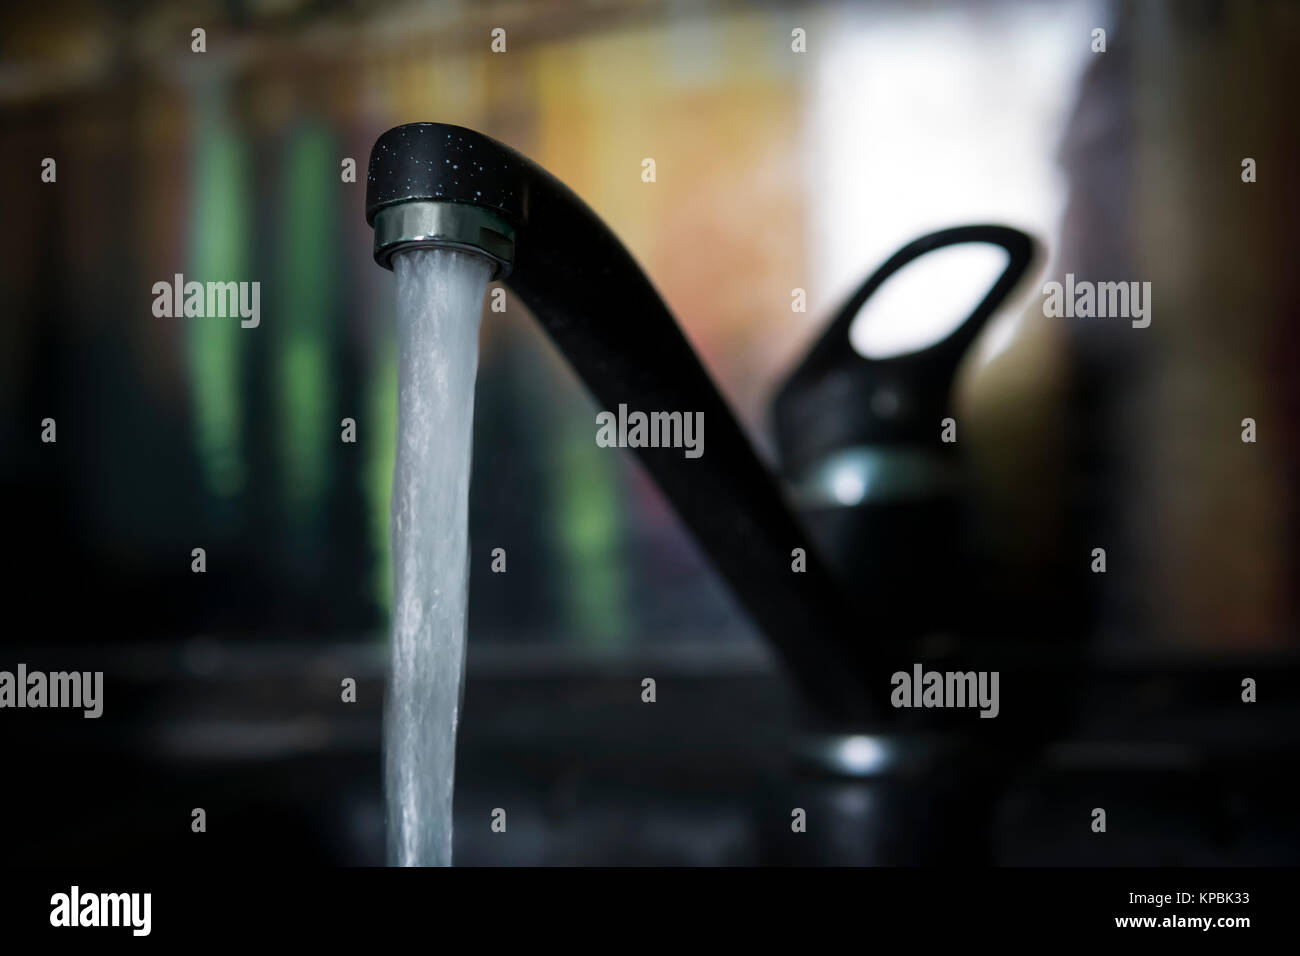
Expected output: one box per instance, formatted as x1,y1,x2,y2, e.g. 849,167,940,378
805,0,1097,327
848,242,1009,359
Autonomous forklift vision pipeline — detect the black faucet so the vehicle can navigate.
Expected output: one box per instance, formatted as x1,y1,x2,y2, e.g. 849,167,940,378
365,121,888,723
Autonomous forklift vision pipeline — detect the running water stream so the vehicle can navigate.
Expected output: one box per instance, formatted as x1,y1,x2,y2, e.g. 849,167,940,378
385,247,493,866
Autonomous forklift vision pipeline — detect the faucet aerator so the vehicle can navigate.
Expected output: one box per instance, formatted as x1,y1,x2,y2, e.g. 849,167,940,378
371,201,516,279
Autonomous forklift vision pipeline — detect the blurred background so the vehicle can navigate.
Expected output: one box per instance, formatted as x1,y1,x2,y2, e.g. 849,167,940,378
1,0,1297,865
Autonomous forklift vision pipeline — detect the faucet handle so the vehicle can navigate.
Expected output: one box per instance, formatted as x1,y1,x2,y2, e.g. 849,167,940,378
774,224,1038,477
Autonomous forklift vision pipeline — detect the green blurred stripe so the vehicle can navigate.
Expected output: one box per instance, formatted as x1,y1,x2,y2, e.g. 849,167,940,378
277,123,336,529
555,420,626,645
188,86,248,501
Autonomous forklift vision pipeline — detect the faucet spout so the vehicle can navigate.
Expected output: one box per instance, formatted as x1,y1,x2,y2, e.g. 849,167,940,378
366,122,883,722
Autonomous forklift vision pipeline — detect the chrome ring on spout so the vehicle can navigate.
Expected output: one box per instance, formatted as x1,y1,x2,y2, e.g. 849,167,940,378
372,201,516,279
